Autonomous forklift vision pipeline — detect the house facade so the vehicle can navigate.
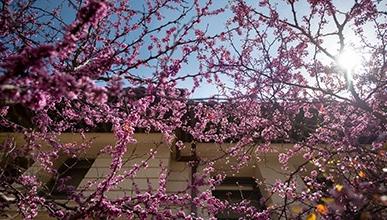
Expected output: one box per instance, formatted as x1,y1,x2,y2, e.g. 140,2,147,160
0,132,306,219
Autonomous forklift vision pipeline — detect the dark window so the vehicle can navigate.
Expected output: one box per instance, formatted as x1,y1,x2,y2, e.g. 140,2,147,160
1,157,34,184
45,158,94,199
212,177,263,220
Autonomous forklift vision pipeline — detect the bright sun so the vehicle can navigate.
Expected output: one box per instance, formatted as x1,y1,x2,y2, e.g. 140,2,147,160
337,48,361,73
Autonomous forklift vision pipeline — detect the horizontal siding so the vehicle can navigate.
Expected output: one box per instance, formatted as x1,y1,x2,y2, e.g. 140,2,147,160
91,158,169,168
83,167,165,179
166,160,190,193
78,140,171,200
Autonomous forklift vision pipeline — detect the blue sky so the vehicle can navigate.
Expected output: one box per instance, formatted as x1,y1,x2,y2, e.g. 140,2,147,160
24,0,386,98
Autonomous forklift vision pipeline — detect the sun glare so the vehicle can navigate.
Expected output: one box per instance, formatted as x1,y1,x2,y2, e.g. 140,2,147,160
337,49,361,73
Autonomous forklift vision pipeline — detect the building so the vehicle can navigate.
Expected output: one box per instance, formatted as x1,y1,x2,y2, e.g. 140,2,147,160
0,131,308,219
1,97,323,219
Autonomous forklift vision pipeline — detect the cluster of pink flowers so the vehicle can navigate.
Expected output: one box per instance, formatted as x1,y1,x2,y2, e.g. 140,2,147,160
0,0,386,219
